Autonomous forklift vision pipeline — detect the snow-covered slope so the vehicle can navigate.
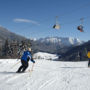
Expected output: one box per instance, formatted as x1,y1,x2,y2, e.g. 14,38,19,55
38,37,83,46
33,52,58,60
0,59,90,90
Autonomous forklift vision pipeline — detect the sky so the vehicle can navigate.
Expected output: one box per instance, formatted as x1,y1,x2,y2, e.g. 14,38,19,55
0,0,90,41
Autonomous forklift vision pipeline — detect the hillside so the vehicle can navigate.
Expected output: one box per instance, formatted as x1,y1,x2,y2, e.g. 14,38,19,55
0,26,26,44
0,26,31,58
60,40,90,61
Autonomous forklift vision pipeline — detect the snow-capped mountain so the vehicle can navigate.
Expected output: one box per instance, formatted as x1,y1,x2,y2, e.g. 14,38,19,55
38,37,83,46
30,37,84,54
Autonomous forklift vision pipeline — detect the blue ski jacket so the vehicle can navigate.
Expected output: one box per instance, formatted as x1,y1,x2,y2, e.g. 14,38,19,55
21,50,35,63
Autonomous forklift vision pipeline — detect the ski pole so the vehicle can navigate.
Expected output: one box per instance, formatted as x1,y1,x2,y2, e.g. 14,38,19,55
29,63,35,77
31,63,35,71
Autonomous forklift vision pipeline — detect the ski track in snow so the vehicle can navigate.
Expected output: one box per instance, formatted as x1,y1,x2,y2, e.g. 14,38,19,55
0,59,90,90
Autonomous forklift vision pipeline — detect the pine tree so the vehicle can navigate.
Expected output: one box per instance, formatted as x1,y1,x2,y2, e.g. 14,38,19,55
4,39,9,56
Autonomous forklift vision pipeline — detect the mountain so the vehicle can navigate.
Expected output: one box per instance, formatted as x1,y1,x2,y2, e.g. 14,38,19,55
38,37,83,46
31,37,84,54
0,26,26,44
0,26,85,59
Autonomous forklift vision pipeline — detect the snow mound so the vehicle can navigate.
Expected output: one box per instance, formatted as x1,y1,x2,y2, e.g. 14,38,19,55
33,52,58,60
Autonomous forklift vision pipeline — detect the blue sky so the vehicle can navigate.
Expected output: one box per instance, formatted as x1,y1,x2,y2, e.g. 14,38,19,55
0,0,90,41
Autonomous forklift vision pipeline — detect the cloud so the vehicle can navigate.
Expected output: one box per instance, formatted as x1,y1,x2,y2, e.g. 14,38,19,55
13,18,40,25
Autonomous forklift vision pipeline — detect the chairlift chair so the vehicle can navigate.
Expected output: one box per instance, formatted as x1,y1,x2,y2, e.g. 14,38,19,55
77,25,84,32
77,18,84,32
53,16,60,30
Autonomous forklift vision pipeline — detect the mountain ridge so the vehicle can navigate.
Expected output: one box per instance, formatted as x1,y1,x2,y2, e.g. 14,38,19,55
31,37,84,47
0,26,26,43
31,37,84,54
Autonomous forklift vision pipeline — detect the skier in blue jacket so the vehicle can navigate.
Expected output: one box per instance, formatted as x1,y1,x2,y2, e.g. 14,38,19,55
16,48,35,73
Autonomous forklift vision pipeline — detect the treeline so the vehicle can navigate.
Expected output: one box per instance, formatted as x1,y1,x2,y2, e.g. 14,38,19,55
0,39,31,59
59,41,90,61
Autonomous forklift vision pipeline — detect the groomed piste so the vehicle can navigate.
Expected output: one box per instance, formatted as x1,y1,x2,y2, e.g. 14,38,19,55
0,59,90,90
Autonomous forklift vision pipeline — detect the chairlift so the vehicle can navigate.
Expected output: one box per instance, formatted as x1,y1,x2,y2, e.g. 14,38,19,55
77,18,84,32
53,24,60,29
53,16,60,30
77,25,84,32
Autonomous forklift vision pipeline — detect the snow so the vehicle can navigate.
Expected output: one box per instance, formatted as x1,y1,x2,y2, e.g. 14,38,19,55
33,52,58,60
0,59,90,90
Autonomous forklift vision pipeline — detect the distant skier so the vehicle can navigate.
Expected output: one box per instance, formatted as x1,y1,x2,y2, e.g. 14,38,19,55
16,48,35,73
87,50,90,67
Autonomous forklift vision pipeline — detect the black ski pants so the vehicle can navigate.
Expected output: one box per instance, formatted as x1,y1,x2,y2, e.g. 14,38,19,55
88,58,90,67
17,60,28,73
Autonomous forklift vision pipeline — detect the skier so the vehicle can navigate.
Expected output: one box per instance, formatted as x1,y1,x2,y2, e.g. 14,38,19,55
87,50,90,67
16,48,35,73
